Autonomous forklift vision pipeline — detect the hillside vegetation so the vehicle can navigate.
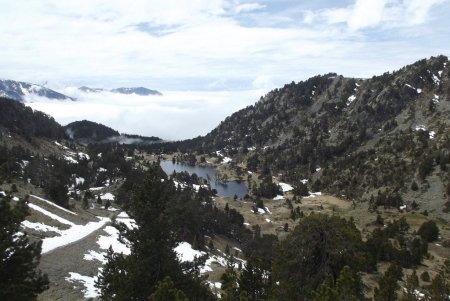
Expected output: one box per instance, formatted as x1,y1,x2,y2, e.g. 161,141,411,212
152,55,450,220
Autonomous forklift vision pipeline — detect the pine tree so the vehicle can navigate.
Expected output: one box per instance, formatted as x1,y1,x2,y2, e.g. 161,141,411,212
0,197,49,300
149,276,189,301
96,166,213,300
311,266,362,301
238,257,270,301
311,275,336,301
400,270,420,301
417,220,439,242
272,214,367,300
427,272,450,301
82,194,89,209
374,263,403,301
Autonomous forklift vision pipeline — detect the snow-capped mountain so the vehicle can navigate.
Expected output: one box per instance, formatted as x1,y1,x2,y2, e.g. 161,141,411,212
111,87,162,96
79,86,162,96
0,79,74,102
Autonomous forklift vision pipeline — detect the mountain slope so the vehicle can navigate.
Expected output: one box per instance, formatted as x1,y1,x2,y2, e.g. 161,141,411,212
0,97,66,140
64,120,163,145
0,79,74,101
163,55,450,219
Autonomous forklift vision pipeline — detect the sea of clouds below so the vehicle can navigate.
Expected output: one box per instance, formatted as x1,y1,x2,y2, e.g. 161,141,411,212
26,88,267,141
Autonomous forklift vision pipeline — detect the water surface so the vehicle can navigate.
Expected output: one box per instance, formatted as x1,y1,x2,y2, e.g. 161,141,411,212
160,160,248,198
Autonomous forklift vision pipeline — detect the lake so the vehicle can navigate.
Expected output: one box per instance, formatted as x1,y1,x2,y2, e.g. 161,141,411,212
160,160,248,198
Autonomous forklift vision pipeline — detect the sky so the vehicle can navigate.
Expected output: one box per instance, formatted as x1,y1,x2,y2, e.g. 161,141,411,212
1,0,450,139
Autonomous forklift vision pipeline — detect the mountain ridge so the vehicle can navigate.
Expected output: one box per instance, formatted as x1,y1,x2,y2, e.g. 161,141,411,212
0,79,74,102
148,55,450,220
79,86,162,96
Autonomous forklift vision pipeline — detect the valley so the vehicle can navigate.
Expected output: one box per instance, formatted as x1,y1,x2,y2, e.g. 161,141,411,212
1,55,450,300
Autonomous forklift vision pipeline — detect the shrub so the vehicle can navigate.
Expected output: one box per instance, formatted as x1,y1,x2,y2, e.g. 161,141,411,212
418,220,439,242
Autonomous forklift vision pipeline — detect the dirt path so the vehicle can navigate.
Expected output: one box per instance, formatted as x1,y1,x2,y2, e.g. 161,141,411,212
38,225,107,301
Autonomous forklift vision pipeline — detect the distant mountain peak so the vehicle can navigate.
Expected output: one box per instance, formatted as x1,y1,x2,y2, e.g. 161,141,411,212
0,79,74,102
78,86,162,96
110,87,162,96
78,86,105,93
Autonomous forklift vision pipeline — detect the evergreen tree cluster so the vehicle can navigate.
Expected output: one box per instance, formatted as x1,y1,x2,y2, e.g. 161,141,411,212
0,196,49,300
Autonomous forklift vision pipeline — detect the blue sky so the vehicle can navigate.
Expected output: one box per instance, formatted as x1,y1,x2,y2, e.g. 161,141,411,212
2,0,450,139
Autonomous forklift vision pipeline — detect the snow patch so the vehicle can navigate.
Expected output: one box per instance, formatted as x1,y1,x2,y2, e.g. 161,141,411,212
347,95,356,105
75,177,85,186
273,195,285,200
432,94,440,104
175,242,205,262
279,182,293,192
28,203,75,226
405,84,422,94
117,211,129,218
304,192,322,198
21,220,62,234
41,217,109,254
414,125,427,131
64,155,78,164
89,186,105,191
222,157,232,164
432,74,440,85
30,194,77,215
66,272,99,299
100,193,115,201
96,225,131,255
83,250,106,263
77,152,90,160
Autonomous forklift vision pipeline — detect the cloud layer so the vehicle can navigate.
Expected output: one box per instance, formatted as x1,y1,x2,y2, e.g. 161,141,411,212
26,88,265,140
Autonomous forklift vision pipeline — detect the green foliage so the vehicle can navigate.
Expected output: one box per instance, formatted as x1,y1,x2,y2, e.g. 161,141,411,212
312,266,362,301
418,220,439,242
365,218,427,268
374,263,403,301
238,257,271,301
255,175,280,199
294,181,309,197
96,166,214,301
64,120,119,141
427,272,450,301
0,197,49,300
0,97,65,140
150,277,189,301
220,267,240,300
411,181,418,191
271,214,368,300
400,270,420,301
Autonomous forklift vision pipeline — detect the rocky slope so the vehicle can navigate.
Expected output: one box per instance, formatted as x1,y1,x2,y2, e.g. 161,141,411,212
161,55,450,220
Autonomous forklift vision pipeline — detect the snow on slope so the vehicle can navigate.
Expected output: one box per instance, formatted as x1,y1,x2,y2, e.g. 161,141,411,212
66,272,99,299
41,216,109,254
28,203,75,226
30,194,77,215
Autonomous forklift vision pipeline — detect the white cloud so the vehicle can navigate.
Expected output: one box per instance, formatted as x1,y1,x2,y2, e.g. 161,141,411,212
25,89,266,140
347,0,388,30
234,3,266,13
319,0,447,30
